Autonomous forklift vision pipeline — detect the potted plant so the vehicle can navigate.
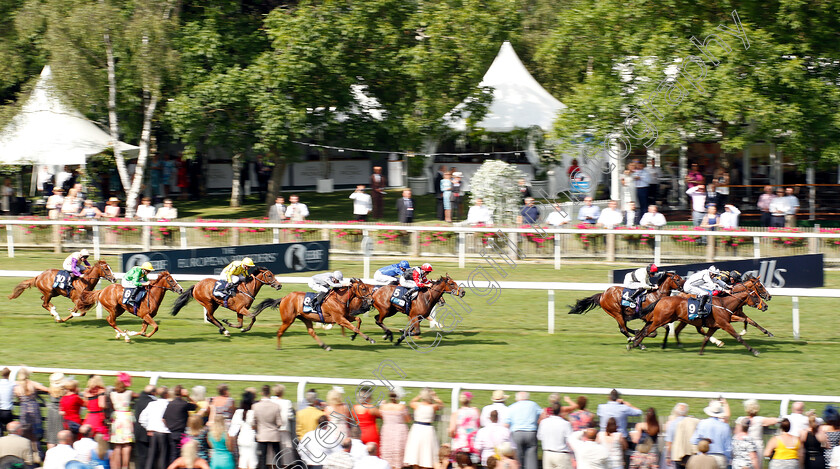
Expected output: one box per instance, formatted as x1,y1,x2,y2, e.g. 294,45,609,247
407,154,429,196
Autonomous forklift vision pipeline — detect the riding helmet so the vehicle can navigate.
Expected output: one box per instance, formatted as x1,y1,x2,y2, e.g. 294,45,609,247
242,257,255,267
398,260,410,269
141,262,154,271
647,263,658,274
80,248,90,258
333,271,344,281
421,263,433,272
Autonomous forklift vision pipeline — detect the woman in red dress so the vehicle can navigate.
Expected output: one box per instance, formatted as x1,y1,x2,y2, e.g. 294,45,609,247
59,379,84,435
82,375,109,439
353,390,381,447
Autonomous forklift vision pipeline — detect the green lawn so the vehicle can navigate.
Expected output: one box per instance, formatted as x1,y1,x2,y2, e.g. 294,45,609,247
1,253,838,414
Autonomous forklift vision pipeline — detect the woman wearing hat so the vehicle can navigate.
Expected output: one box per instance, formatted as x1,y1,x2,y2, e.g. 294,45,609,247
104,197,121,218
46,372,66,449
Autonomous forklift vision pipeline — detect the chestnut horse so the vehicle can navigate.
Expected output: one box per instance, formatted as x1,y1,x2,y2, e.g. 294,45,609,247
77,272,183,342
567,272,684,341
169,266,282,337
630,281,769,356
250,278,374,351
8,260,117,322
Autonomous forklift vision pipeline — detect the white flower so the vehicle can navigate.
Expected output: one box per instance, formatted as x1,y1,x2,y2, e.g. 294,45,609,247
469,160,527,224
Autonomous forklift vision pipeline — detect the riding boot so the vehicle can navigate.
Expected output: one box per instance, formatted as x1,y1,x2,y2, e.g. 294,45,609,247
629,288,644,299
314,291,328,309
693,295,708,320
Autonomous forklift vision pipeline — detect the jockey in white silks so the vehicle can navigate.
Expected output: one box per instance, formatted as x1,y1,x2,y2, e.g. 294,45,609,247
622,263,659,303
684,266,732,319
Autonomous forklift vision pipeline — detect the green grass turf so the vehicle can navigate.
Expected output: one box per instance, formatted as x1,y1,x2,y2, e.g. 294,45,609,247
1,253,838,414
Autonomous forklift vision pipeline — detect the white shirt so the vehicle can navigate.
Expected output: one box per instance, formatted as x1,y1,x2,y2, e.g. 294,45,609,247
783,195,799,214
829,445,840,469
155,206,178,220
769,197,790,216
568,431,608,469
639,212,666,227
74,437,98,463
623,210,636,227
349,439,367,462
646,166,661,184
285,203,309,221
538,416,573,453
136,204,157,220
298,429,337,466
578,205,601,222
720,207,740,228
467,205,492,225
139,398,170,433
475,423,515,465
269,397,294,431
43,444,77,469
597,208,622,228
349,192,372,215
354,454,391,469
480,402,510,428
546,209,571,227
784,412,810,436
686,187,707,212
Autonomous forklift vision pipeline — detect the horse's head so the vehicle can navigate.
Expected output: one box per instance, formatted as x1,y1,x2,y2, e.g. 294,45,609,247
250,266,282,291
349,278,373,301
659,271,684,292
438,274,465,298
743,275,771,301
155,271,184,293
95,260,117,283
745,289,768,312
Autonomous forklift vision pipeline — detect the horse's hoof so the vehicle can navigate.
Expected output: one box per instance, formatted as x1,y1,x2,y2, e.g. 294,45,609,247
639,344,646,350
649,331,657,338
739,329,748,336
369,339,376,344
753,350,760,356
715,342,724,348
324,346,332,352
222,330,230,337
768,333,775,338
626,343,633,351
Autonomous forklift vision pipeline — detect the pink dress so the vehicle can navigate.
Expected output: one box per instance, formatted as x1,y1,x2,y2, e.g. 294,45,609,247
452,406,480,454
380,408,409,469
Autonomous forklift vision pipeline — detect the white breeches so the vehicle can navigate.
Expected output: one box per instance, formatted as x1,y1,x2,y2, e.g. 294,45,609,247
684,284,712,296
309,281,329,293
373,271,398,284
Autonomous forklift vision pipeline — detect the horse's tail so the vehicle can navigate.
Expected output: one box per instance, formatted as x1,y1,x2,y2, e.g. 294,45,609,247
248,297,283,318
568,293,602,315
8,278,36,300
640,298,661,317
76,290,102,312
170,286,195,316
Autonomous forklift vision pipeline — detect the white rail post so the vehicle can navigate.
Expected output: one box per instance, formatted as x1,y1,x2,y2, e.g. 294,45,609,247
180,226,188,249
753,236,760,259
362,230,371,279
548,290,555,334
451,386,461,414
273,228,280,244
297,380,308,406
5,225,13,258
92,225,101,259
96,303,103,320
554,234,561,270
142,225,151,250
458,232,466,269
654,235,661,265
149,373,160,385
792,296,800,340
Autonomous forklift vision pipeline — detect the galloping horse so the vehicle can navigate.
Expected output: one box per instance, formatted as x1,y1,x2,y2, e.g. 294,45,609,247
8,260,117,322
170,266,282,337
568,272,684,340
631,281,769,355
250,278,374,351
77,272,183,342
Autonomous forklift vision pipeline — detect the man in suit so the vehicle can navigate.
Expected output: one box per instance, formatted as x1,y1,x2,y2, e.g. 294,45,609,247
396,189,414,224
270,385,295,467
370,166,386,219
162,385,196,466
133,385,157,469
0,421,34,466
623,201,640,227
434,165,447,220
268,196,286,222
254,385,285,469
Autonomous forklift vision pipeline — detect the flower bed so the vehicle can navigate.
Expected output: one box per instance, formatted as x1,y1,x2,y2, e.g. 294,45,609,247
195,218,230,237
237,218,269,233
819,228,840,247
418,230,453,247
669,225,704,244
105,217,140,236
719,228,754,248
18,216,52,235
616,226,654,246
574,223,604,248
521,224,551,247
769,227,806,248
332,221,364,242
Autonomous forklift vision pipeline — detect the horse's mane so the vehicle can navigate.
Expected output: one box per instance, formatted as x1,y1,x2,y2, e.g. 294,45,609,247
247,265,269,276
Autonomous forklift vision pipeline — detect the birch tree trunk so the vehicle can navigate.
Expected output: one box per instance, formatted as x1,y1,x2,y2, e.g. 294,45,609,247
230,152,242,207
103,24,130,194
125,90,159,217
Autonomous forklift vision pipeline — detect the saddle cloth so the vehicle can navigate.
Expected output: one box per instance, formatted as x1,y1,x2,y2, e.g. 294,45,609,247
302,292,323,315
390,286,409,307
620,288,646,308
687,296,713,318
213,280,228,298
53,270,72,290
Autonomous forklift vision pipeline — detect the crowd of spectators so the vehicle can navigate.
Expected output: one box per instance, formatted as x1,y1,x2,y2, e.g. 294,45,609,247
3,369,840,469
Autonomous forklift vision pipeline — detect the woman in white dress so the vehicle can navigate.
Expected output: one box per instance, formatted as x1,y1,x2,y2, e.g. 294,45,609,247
621,163,638,211
404,388,445,469
228,391,257,469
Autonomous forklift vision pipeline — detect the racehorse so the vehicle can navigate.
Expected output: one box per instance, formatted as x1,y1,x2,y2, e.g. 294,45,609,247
393,275,465,346
249,278,374,351
630,280,769,356
8,260,117,322
567,272,685,341
77,272,183,342
169,266,282,337
659,275,775,349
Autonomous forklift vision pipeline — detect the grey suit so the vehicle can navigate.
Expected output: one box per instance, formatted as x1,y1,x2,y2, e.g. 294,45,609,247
254,399,284,469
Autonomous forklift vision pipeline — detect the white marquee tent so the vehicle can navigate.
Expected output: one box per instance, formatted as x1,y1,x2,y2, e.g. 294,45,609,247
0,65,138,166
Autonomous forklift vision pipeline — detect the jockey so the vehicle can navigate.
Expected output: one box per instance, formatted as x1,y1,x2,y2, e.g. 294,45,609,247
373,260,410,284
309,270,344,309
122,262,154,308
219,257,255,299
622,263,659,302
62,249,92,283
399,263,433,316
684,265,731,319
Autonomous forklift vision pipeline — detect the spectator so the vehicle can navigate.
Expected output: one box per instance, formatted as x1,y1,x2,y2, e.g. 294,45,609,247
690,400,732,469
14,367,48,449
74,425,98,463
228,391,257,469
140,386,171,469
168,440,210,469
349,185,372,221
546,204,571,227
631,408,661,448
701,206,720,231
666,403,699,469
757,186,775,227
183,415,209,463
518,198,540,225
79,199,104,219
820,406,840,469
783,188,799,227
156,199,178,220
190,386,209,418
434,166,447,220
686,185,707,227
802,416,824,469
538,404,573,469
269,384,295,466
475,410,514,467
686,439,717,469
704,183,722,211
56,166,73,192
325,389,351,438
162,154,177,197
719,205,740,229
498,441,521,469
354,442,390,469
0,421,34,466
163,385,197,464
449,392,480,455
639,205,666,228
403,388,444,469
296,390,325,441
435,443,452,469
371,166,387,219
686,163,704,189
441,171,453,223
831,444,840,469
597,418,627,469
396,190,415,224
323,437,355,469
596,200,623,229
299,415,337,468
505,391,542,469
647,158,661,205
105,197,122,218
452,173,463,220
784,402,810,436
134,385,157,469
578,197,601,225
517,179,532,203
46,187,65,219
268,197,286,222
0,368,14,435
621,164,637,211
568,159,580,176
597,390,642,438
253,385,283,469
1,178,14,214
540,395,578,422
379,391,410,469
569,428,608,469
44,373,64,449
730,417,760,469
466,198,493,226
207,416,235,469
43,430,76,469
742,399,778,458
353,389,381,447
623,201,639,227
713,167,730,206
568,397,594,432
284,195,309,221
629,439,658,469
110,376,135,469
768,188,789,227
347,426,368,463
634,160,650,208
136,197,157,221
61,188,82,217
480,391,510,428
764,419,802,469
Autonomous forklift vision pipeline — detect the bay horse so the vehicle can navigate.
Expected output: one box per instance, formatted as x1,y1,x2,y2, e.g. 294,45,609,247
567,272,684,341
393,275,465,346
8,260,117,322
249,278,374,351
169,266,282,337
630,282,768,356
77,272,183,342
